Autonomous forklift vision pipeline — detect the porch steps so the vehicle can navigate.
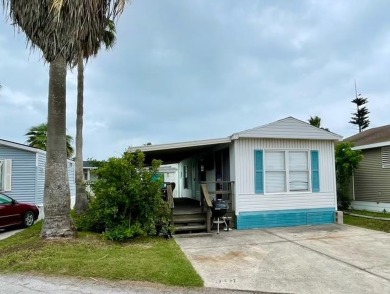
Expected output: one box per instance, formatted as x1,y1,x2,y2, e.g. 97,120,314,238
173,213,207,234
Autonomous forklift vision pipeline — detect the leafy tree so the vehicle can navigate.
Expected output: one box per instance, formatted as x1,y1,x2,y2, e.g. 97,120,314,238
74,151,170,242
308,116,330,131
335,142,363,210
74,19,117,215
2,0,126,238
25,123,74,158
350,94,370,132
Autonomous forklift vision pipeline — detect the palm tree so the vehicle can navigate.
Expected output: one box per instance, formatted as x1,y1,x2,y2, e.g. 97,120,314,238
308,116,321,128
25,123,74,158
74,19,116,214
308,116,330,132
3,0,126,238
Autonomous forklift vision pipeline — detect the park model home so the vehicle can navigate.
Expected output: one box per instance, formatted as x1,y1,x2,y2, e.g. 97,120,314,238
130,117,342,230
345,125,390,212
0,139,76,211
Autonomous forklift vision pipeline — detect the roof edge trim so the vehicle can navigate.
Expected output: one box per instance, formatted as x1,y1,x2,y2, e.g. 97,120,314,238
0,139,46,154
128,137,231,152
352,141,390,150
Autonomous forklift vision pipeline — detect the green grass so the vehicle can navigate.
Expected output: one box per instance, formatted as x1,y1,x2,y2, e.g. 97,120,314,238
344,215,390,233
349,210,390,218
0,222,203,287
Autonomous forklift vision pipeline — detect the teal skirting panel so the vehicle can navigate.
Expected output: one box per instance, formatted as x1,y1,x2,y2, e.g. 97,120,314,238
237,208,335,229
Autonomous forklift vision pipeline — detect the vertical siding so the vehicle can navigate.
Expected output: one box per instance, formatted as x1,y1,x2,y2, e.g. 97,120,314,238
354,148,390,203
0,145,36,203
234,138,337,214
229,143,236,211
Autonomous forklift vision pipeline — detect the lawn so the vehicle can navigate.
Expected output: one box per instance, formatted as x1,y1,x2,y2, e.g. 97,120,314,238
0,222,203,287
344,214,390,233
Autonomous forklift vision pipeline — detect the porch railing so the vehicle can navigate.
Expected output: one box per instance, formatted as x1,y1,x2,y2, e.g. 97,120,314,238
200,181,234,213
200,184,213,233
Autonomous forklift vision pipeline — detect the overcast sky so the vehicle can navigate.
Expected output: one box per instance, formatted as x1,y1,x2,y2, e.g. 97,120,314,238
1,1,389,160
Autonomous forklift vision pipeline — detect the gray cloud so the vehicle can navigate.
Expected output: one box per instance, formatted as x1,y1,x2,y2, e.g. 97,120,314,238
1,0,390,159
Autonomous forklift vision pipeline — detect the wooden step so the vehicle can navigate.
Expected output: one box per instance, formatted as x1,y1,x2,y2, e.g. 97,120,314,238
173,215,206,224
174,232,213,238
175,224,207,232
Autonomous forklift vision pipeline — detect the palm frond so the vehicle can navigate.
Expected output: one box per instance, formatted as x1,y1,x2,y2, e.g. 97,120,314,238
2,0,129,65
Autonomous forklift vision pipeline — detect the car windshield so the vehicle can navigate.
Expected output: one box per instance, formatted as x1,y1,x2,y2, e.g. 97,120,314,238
0,193,13,205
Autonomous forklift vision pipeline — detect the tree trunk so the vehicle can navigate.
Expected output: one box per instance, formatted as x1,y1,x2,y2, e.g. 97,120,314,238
41,56,74,238
74,53,89,214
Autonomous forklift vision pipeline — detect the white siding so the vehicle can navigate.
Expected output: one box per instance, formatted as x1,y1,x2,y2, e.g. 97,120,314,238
237,192,335,212
229,143,236,210
234,138,337,214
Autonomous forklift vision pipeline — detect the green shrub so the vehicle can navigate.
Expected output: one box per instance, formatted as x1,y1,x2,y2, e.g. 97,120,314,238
104,223,145,241
335,142,363,210
74,150,171,242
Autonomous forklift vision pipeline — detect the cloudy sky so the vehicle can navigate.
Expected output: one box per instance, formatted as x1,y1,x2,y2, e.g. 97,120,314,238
1,1,389,160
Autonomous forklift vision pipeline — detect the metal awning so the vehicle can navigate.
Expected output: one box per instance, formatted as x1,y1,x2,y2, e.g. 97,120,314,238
128,137,231,164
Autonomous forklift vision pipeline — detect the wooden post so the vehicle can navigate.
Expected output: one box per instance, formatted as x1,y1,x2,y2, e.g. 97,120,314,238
201,184,213,233
167,185,174,225
207,207,211,233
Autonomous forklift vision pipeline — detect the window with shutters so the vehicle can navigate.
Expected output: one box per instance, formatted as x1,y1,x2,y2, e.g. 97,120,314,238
289,151,309,192
382,147,390,168
265,151,286,193
260,151,311,193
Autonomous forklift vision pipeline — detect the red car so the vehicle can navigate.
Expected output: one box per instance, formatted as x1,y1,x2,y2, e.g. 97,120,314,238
0,193,39,229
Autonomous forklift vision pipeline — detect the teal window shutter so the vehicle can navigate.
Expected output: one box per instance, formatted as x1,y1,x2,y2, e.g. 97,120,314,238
255,150,264,193
311,150,320,192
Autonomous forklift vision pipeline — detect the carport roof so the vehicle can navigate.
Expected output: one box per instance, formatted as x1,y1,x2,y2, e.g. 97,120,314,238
128,137,231,164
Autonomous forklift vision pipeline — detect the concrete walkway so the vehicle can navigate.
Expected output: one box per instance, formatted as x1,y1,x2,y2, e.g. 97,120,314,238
175,224,390,294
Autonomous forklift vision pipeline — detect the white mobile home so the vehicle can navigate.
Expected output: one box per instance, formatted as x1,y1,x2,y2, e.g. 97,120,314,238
129,117,342,230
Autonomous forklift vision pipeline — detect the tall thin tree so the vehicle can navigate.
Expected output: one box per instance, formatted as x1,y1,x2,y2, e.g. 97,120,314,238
2,0,127,238
350,81,370,133
74,19,117,214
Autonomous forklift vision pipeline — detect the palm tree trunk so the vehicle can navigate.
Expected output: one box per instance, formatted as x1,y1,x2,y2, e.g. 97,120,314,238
41,56,74,238
75,53,89,214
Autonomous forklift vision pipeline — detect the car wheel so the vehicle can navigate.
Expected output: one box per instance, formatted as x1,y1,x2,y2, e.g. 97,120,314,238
24,211,35,227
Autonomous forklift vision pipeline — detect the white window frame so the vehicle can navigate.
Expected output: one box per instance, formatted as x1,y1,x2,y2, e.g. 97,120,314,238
0,159,12,192
264,150,311,194
0,160,3,192
382,147,390,168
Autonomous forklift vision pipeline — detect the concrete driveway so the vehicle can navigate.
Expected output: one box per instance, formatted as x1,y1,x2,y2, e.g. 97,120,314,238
0,228,24,241
175,225,390,294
